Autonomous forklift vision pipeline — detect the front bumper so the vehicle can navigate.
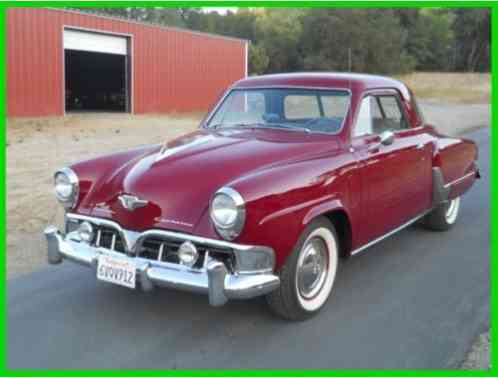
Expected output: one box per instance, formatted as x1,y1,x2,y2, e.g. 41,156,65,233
44,224,280,306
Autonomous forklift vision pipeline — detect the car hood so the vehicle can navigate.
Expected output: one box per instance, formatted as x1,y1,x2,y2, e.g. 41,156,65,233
80,128,340,233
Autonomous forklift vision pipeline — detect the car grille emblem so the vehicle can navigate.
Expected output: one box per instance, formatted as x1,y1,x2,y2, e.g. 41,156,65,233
118,194,148,211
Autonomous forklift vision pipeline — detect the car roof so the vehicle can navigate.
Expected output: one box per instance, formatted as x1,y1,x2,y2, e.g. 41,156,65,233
233,72,411,100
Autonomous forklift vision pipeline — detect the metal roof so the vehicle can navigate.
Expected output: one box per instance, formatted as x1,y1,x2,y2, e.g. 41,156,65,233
46,7,249,44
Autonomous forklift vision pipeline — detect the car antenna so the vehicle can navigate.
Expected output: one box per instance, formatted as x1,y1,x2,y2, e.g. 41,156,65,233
348,47,353,148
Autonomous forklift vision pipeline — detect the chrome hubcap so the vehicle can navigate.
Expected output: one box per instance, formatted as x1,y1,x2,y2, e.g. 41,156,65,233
297,237,328,299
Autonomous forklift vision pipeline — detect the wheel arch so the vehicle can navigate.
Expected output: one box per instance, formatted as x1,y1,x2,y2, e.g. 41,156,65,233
303,201,352,259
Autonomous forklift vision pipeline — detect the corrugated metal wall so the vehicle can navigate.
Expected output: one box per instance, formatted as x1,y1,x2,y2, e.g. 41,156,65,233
7,8,247,117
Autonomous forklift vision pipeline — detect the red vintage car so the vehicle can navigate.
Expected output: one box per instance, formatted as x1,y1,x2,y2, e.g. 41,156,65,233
45,73,480,320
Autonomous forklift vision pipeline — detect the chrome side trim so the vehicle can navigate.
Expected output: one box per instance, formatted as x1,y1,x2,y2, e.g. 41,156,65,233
443,171,477,189
350,211,429,256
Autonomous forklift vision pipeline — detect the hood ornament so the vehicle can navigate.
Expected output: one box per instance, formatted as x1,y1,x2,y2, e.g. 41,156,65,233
118,194,148,211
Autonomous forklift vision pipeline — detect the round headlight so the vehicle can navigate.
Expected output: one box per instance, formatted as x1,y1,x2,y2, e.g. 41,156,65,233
54,168,79,209
210,187,245,240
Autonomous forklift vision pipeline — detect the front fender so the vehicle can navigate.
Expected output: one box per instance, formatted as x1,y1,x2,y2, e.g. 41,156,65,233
302,198,350,227
228,156,356,270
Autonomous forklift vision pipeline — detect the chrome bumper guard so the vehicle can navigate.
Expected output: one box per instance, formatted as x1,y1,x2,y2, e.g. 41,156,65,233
44,225,280,306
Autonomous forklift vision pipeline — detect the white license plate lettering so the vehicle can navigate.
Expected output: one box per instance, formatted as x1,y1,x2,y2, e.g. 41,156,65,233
97,255,136,289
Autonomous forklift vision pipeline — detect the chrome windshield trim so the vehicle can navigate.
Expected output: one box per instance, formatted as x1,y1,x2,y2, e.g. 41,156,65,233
202,86,352,135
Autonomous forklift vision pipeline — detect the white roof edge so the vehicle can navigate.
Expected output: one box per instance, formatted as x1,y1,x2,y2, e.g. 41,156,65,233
44,7,249,44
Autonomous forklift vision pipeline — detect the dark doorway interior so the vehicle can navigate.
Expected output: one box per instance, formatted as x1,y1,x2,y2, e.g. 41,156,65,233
65,49,129,112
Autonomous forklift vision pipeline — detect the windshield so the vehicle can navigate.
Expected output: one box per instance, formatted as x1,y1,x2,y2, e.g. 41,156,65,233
206,88,351,134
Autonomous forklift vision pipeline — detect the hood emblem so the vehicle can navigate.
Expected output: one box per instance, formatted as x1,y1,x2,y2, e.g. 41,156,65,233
118,195,148,211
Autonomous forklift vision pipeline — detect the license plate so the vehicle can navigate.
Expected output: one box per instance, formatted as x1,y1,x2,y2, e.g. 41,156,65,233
97,254,136,289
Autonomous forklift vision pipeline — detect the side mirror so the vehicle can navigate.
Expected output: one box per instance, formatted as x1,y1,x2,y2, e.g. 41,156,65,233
379,130,395,146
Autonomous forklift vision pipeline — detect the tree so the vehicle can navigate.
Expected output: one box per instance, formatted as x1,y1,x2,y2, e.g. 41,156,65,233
453,9,490,72
249,43,269,74
70,7,490,74
299,9,415,74
405,9,454,71
254,9,305,73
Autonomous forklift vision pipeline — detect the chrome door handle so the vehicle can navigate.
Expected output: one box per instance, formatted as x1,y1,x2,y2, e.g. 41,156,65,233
367,143,380,152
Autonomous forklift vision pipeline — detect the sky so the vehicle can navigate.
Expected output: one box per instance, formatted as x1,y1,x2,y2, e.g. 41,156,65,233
202,7,239,15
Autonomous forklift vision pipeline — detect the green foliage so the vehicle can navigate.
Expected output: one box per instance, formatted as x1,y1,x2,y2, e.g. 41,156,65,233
452,9,491,72
405,9,455,71
299,9,415,74
249,43,269,75
74,7,491,75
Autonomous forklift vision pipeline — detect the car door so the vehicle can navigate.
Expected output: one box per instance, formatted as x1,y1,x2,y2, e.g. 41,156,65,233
351,90,433,246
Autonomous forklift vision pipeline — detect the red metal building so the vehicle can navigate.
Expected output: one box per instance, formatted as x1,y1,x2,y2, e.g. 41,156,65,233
7,8,248,117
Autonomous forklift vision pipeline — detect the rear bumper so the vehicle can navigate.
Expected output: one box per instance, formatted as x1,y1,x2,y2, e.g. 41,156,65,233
44,225,280,306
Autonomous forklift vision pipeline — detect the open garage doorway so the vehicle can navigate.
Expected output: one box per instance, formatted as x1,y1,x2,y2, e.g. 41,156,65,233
64,29,131,113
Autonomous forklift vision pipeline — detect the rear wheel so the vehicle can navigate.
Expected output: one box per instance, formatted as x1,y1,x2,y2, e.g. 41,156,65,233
423,197,461,231
266,218,339,321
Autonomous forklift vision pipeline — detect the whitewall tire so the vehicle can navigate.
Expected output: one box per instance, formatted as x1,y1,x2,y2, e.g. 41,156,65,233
266,217,339,321
423,197,461,231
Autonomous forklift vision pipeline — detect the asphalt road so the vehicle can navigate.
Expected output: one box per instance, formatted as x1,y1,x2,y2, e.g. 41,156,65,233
8,128,489,370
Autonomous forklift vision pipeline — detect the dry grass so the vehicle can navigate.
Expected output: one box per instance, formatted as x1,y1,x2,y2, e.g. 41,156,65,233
397,72,490,104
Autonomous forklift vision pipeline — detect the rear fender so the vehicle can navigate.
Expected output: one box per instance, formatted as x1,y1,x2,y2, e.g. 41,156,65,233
432,137,479,201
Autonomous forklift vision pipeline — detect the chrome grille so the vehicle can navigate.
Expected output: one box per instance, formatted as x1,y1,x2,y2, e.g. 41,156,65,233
67,217,235,270
137,237,235,271
92,226,126,253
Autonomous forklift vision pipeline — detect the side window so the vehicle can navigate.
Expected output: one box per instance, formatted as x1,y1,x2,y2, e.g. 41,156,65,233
354,96,373,137
376,95,409,131
284,95,320,119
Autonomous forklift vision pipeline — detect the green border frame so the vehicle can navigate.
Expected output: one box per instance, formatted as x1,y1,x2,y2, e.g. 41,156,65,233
2,1,494,376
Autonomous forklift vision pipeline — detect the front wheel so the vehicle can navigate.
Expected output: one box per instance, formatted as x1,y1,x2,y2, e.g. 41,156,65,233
266,218,339,321
423,197,461,231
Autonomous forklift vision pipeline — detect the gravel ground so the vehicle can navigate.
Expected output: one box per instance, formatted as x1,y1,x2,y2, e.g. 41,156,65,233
461,331,491,370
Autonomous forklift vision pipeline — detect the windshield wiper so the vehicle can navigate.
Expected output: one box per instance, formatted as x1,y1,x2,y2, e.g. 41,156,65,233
266,123,311,133
211,122,311,133
210,122,264,130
